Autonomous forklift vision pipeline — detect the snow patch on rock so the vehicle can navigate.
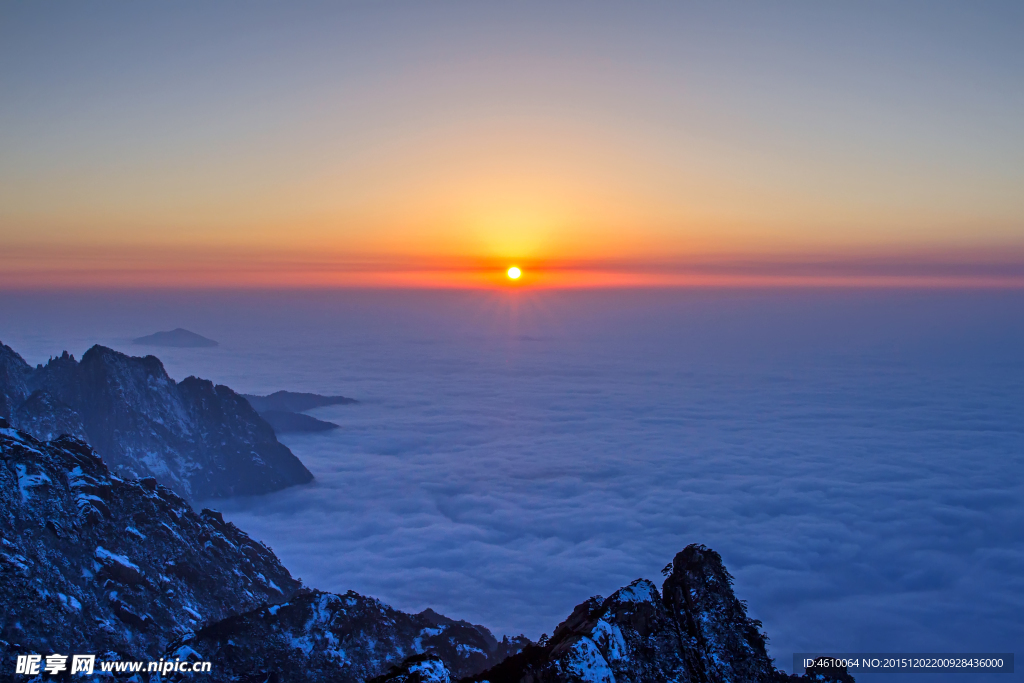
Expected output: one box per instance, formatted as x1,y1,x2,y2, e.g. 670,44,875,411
610,578,658,606
562,637,616,683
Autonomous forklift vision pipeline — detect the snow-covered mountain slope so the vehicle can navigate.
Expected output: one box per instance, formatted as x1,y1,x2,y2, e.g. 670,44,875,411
0,423,301,661
371,653,457,683
0,342,312,501
165,590,528,683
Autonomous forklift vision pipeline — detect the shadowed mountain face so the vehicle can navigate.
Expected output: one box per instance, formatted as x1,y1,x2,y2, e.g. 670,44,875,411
0,342,312,501
0,424,300,661
133,328,219,348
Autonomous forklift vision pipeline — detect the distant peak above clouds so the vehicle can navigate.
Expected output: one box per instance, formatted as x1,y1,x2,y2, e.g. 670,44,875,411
133,328,218,348
242,391,358,435
242,391,358,413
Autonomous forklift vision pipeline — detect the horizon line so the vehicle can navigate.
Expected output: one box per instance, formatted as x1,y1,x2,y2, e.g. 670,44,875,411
5,248,1024,290
3,271,1024,291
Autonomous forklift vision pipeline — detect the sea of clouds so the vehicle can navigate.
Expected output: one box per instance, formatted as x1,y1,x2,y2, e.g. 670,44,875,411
2,289,1022,681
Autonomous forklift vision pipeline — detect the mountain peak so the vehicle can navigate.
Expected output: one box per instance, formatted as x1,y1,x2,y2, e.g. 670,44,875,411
0,341,312,501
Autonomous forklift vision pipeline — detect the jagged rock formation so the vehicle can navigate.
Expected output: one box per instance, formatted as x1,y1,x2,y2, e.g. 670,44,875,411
0,423,301,662
133,328,219,348
0,342,313,501
164,589,528,683
462,545,850,683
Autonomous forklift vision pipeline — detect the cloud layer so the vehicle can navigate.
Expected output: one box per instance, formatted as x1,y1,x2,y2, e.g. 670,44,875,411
2,289,1022,680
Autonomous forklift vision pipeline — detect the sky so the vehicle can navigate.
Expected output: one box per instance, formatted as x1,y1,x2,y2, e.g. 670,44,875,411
2,1,1023,288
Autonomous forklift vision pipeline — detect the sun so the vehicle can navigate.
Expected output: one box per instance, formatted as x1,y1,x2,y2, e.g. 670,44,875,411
506,266,522,280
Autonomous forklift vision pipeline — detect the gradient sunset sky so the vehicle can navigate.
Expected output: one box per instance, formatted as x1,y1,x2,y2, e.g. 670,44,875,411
2,2,1022,288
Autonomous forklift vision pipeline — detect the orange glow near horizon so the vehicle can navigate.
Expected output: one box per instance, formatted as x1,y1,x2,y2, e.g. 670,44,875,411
2,245,1024,290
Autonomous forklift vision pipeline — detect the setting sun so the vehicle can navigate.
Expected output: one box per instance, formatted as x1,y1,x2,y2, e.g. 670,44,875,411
507,266,522,280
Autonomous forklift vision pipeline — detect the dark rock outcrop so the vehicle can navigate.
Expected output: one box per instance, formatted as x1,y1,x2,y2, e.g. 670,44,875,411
0,424,301,662
370,653,456,683
133,328,219,348
0,342,313,501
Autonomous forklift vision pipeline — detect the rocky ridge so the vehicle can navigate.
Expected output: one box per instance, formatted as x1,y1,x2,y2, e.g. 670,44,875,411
0,342,312,501
165,590,527,682
464,547,782,683
0,421,301,662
